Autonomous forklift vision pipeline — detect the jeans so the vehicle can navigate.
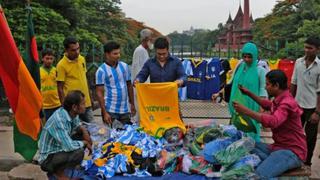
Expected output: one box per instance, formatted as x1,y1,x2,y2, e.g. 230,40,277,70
253,142,302,179
301,108,318,166
79,107,94,123
108,112,131,125
40,148,84,174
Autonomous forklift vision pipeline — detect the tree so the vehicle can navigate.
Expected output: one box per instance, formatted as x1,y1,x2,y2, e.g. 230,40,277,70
252,0,320,59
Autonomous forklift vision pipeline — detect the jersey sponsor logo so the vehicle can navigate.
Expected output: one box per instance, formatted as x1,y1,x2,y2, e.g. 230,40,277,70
145,106,170,112
188,77,201,83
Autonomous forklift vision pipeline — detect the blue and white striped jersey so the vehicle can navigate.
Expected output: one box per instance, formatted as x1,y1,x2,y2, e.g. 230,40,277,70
179,59,193,101
95,61,131,114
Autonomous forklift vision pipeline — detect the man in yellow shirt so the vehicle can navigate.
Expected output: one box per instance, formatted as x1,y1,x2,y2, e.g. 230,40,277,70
40,49,61,121
56,37,93,122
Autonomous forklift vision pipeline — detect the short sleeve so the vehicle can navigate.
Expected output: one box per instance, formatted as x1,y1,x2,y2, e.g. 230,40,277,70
126,64,131,81
95,67,105,85
56,62,66,82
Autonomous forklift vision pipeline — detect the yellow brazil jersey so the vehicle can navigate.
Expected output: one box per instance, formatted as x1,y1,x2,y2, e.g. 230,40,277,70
40,66,61,109
56,55,92,107
229,58,239,71
227,58,240,83
268,59,280,70
136,83,186,138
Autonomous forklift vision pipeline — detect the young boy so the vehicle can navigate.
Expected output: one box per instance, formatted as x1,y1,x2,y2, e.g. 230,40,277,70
233,70,307,178
40,48,61,121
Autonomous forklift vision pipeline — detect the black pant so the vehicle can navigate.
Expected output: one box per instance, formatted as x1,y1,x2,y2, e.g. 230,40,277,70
40,148,84,174
301,108,319,165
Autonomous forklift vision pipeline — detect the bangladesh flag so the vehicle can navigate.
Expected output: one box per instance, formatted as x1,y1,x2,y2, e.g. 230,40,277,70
0,5,42,161
13,5,41,162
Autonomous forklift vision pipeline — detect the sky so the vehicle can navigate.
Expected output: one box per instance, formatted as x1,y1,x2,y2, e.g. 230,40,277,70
120,0,278,35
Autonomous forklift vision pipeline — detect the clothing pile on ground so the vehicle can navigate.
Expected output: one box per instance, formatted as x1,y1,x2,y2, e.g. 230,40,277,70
80,123,261,179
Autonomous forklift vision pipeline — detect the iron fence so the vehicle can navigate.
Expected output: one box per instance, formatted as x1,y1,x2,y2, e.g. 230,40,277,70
1,39,309,119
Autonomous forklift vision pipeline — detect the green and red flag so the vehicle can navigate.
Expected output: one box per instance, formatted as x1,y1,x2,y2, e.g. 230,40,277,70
24,5,40,88
0,5,42,161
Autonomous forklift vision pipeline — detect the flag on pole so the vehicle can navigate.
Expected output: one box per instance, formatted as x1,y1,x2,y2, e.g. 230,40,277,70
24,5,40,88
0,5,42,161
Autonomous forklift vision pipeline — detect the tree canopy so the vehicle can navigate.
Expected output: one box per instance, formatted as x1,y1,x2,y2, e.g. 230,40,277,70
253,0,320,58
0,0,158,63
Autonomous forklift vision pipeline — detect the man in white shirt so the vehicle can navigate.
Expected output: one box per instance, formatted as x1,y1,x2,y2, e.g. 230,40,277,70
131,29,153,123
290,36,320,166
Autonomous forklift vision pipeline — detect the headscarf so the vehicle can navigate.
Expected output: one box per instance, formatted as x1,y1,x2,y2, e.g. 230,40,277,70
228,42,261,141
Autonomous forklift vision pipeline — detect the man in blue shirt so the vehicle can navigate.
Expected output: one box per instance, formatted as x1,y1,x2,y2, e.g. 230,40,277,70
96,41,136,126
134,37,186,86
39,90,92,179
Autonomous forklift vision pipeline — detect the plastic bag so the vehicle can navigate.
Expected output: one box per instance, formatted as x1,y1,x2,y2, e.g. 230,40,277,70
215,138,255,167
201,138,233,164
84,122,111,143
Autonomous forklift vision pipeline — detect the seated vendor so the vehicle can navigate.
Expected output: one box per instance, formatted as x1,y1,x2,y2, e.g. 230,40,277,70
38,90,92,179
233,70,307,178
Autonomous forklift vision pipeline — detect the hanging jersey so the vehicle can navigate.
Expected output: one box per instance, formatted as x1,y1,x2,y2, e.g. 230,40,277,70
258,59,270,72
278,59,295,88
268,59,280,70
179,59,193,101
95,61,131,114
136,83,186,138
204,58,223,100
229,58,240,71
227,58,240,83
187,59,207,100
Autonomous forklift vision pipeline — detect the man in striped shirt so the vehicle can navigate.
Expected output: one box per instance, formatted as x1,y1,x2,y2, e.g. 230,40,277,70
38,90,92,179
96,41,136,126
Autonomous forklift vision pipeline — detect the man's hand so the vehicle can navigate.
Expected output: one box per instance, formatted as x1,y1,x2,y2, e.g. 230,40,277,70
130,103,136,116
233,101,250,115
133,79,140,87
102,112,112,125
211,93,220,103
239,85,250,95
83,140,92,155
80,126,92,145
309,112,320,124
175,79,184,87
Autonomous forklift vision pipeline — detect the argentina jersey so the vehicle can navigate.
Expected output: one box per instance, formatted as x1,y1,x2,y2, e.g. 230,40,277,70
95,61,131,114
179,59,193,101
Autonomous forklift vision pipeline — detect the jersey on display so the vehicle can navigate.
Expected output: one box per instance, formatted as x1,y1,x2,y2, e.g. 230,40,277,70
179,59,193,101
278,59,295,87
187,58,207,100
204,58,223,100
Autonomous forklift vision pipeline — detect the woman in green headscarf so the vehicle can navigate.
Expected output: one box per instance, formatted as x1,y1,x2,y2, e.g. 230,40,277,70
228,42,267,142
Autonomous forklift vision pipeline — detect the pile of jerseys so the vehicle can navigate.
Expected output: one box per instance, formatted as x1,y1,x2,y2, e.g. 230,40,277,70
82,125,166,178
82,124,262,179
